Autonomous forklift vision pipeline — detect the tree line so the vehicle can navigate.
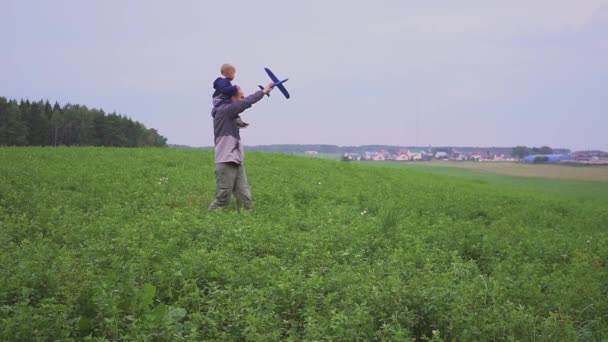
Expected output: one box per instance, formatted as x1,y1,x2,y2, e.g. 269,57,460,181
0,97,167,147
511,146,556,159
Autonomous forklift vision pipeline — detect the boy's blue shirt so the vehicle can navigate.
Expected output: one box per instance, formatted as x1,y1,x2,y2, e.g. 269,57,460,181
212,77,238,99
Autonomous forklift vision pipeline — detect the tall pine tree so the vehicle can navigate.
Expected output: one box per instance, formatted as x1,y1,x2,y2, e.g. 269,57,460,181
0,98,29,145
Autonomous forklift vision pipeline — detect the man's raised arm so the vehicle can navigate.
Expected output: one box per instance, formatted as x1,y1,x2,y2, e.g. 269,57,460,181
224,83,274,119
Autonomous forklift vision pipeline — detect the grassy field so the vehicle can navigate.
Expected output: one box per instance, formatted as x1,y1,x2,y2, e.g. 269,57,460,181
297,152,343,160
360,161,608,202
1,147,607,341
406,161,608,182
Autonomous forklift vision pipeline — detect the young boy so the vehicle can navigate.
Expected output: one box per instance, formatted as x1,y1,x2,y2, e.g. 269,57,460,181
212,64,249,128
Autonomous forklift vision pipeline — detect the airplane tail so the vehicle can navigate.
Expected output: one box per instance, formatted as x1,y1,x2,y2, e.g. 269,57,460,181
258,85,270,97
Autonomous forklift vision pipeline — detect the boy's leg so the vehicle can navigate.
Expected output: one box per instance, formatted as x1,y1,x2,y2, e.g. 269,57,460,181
233,164,253,210
208,162,238,209
235,116,249,128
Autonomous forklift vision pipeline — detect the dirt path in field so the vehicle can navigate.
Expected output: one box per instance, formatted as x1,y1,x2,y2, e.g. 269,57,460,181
425,162,608,182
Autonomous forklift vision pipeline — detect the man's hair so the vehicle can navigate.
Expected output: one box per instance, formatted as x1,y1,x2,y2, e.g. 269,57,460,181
231,88,244,100
220,63,235,76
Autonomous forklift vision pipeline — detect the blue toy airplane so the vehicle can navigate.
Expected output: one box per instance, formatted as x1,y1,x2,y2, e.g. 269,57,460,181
258,67,290,99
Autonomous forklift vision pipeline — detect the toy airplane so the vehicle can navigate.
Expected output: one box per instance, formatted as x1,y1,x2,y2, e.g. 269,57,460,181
258,67,290,99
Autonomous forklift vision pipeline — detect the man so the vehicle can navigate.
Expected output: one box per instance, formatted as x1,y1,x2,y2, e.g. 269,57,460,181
208,83,274,210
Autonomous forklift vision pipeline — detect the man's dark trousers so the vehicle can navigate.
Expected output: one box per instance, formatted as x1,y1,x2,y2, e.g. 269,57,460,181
208,162,252,210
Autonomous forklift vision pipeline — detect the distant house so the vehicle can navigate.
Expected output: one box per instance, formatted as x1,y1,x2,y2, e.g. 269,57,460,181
342,153,361,161
492,154,516,162
372,153,385,161
395,154,410,161
410,152,423,161
304,151,319,155
471,152,492,161
572,151,608,161
435,151,448,160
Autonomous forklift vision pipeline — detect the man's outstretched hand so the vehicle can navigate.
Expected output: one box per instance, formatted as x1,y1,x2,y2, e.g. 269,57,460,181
263,82,274,95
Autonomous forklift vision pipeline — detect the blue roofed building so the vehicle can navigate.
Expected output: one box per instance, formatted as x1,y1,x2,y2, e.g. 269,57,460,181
524,154,573,163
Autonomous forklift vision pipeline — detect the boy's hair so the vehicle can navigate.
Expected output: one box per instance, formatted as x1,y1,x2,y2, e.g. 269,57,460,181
220,63,235,76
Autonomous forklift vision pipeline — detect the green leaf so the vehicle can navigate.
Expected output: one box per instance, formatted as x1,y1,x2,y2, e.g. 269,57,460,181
78,318,93,332
151,303,167,323
167,307,187,320
141,283,156,308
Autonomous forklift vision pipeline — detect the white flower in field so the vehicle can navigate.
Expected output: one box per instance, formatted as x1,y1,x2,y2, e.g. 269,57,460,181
360,210,367,215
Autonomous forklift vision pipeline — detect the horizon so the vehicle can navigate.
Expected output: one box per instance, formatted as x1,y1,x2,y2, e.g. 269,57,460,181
172,142,583,152
2,1,607,151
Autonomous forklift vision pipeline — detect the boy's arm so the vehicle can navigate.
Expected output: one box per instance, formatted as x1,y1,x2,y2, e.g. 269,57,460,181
215,79,238,96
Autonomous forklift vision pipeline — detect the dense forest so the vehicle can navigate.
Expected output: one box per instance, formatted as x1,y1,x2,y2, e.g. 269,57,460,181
0,97,167,147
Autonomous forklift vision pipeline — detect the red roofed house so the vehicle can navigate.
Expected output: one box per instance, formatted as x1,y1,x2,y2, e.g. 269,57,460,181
372,153,385,161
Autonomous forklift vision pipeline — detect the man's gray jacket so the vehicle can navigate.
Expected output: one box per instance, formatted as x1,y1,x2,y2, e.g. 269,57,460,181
211,90,265,164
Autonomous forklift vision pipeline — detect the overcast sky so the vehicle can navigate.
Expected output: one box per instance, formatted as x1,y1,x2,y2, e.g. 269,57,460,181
2,0,607,150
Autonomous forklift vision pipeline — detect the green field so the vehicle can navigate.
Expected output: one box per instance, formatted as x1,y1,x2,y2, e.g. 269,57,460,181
297,153,343,160
359,161,608,202
1,147,607,341
385,161,608,182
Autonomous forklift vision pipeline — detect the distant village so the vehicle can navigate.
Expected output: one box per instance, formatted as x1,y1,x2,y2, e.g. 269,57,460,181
322,148,608,165
185,144,608,165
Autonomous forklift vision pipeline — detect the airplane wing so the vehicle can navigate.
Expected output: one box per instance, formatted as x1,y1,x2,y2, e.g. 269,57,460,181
276,84,290,99
265,67,280,83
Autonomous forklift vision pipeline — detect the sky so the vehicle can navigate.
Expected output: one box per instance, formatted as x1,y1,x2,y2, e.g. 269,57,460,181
2,0,607,151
